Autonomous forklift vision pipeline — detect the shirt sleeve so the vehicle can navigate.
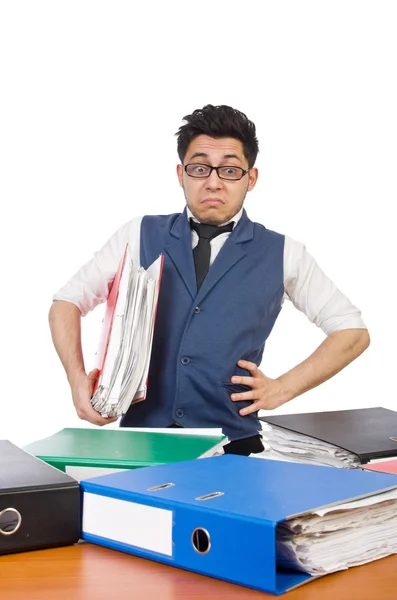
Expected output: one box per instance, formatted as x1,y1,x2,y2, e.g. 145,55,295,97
52,216,143,317
283,235,367,335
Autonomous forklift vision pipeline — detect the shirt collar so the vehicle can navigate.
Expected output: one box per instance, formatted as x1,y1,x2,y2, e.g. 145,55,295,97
186,206,242,229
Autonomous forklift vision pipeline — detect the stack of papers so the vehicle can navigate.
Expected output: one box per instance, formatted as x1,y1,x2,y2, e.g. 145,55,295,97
276,487,397,574
91,246,163,418
258,423,361,469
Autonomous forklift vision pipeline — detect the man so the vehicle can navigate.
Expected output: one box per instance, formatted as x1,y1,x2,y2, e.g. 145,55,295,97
49,104,370,455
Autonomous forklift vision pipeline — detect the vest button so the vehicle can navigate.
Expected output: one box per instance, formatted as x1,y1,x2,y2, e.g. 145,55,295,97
176,409,184,418
181,356,191,365
194,306,200,314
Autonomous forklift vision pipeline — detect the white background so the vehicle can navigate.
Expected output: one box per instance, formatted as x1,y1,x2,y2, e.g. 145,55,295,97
0,1,396,448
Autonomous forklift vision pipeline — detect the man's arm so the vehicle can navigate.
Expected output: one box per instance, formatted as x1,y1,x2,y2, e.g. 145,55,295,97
49,216,142,424
232,328,369,415
49,300,116,425
277,328,370,401
49,301,85,384
231,237,370,414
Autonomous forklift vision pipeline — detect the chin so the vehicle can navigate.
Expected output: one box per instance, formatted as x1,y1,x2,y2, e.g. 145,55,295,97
203,215,227,225
188,202,231,225
200,209,229,225
204,219,222,225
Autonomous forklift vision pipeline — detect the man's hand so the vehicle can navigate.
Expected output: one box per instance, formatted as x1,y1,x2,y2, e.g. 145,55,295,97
231,330,370,416
230,360,287,416
70,369,118,426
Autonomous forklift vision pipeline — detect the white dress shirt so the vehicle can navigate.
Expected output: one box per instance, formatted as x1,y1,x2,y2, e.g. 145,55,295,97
53,209,366,335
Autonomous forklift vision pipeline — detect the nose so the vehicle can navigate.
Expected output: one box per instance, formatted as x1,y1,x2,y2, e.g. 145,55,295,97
205,168,223,191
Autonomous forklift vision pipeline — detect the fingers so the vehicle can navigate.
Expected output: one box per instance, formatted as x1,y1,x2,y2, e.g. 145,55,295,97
230,390,256,402
231,375,255,386
74,388,117,426
98,416,118,426
72,370,117,426
90,413,118,427
87,368,99,381
76,404,118,426
239,403,261,416
87,369,100,394
237,359,258,372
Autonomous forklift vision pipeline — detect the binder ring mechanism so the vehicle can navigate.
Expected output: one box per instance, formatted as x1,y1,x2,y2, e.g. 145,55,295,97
147,484,224,555
191,527,211,554
192,492,224,555
0,508,22,536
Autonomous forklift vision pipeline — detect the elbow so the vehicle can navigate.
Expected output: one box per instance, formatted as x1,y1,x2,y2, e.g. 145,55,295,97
331,327,370,359
355,328,370,356
48,301,56,327
48,299,81,330
48,300,61,326
361,328,370,349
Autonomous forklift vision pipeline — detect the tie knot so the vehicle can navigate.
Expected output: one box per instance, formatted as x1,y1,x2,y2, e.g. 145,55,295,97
190,219,234,240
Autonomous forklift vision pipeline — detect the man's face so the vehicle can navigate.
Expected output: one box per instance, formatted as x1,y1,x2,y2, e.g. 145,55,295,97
176,135,258,225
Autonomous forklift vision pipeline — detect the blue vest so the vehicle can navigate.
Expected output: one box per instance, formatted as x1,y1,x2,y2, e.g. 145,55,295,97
120,208,285,441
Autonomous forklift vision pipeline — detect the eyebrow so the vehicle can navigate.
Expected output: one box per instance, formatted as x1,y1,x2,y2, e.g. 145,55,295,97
188,152,243,163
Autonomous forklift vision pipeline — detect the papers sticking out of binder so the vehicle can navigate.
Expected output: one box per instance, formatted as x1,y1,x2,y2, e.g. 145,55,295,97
91,245,164,418
260,407,397,465
277,486,397,575
258,422,361,469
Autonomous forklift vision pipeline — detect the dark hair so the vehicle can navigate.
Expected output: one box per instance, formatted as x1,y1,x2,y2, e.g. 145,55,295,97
175,104,259,168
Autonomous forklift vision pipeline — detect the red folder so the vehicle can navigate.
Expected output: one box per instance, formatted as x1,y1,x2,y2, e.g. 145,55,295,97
93,245,129,391
362,461,397,475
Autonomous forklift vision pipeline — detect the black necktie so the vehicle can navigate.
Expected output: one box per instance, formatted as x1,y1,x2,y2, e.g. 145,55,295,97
190,218,234,290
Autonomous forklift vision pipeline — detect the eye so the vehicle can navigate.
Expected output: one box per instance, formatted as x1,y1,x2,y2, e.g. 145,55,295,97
189,164,210,175
219,166,242,179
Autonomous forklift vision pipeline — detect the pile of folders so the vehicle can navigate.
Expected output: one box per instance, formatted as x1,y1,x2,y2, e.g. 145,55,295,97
90,246,164,419
2,407,397,596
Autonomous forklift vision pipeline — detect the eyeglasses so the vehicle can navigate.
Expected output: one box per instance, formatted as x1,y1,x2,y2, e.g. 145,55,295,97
184,163,250,181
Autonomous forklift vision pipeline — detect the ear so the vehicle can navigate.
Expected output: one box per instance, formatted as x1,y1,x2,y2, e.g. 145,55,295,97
176,164,184,187
247,167,258,192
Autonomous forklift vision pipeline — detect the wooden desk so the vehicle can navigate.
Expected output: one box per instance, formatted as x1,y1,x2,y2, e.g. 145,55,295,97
0,542,395,600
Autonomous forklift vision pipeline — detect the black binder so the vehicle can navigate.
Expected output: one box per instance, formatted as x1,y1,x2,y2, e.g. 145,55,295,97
260,407,397,463
0,440,80,555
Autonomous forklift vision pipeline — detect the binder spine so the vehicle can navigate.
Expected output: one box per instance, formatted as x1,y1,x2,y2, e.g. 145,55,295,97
171,504,277,592
0,486,81,555
81,488,277,593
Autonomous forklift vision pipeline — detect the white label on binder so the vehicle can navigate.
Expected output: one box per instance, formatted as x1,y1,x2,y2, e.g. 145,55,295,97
83,492,173,556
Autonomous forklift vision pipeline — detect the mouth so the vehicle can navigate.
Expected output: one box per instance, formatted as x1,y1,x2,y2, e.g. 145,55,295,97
201,198,224,206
